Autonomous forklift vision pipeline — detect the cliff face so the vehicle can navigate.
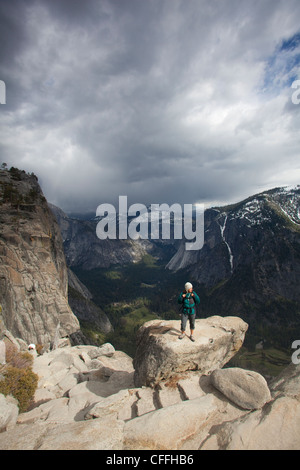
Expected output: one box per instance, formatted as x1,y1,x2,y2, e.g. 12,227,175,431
67,268,113,336
0,168,81,348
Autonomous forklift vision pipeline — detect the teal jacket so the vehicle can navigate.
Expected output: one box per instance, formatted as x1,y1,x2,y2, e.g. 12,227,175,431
178,291,200,315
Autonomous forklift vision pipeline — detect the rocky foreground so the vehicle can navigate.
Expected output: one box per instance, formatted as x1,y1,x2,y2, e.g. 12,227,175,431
0,316,300,450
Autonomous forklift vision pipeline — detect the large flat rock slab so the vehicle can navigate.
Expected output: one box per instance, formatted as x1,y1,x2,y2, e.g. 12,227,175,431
133,316,248,387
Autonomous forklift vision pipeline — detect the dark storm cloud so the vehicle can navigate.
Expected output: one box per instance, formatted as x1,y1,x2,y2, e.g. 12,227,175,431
1,0,300,212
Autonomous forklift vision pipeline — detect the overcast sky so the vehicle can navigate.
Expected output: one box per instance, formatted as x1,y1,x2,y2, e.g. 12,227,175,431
1,0,300,213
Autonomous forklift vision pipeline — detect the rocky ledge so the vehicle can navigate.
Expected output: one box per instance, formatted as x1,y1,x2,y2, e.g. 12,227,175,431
0,317,299,450
133,316,248,387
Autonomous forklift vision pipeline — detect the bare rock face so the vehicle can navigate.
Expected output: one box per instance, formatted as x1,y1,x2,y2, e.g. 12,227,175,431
0,169,81,348
133,316,248,387
201,364,300,450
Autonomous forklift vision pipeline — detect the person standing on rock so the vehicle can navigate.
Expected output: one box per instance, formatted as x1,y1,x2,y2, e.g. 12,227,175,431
178,282,200,342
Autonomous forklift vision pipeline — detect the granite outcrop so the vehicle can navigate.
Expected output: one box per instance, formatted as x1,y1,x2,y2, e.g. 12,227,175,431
1,317,298,450
133,316,248,387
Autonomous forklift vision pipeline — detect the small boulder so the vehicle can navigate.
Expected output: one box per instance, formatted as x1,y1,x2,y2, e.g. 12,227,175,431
85,389,137,421
210,367,271,410
49,351,74,368
88,343,115,359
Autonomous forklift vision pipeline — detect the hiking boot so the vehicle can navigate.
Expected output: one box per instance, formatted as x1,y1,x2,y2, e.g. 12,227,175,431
179,333,185,339
190,335,195,342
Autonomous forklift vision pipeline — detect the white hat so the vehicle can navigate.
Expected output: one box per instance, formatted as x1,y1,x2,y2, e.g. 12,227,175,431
185,282,193,292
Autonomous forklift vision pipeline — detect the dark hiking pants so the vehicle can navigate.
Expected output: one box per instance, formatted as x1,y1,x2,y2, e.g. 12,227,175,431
181,313,196,332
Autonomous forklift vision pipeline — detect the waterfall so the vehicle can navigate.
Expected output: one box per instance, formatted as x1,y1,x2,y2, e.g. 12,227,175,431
218,215,234,274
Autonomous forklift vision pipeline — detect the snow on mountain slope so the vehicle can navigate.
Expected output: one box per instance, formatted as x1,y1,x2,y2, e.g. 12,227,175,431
167,185,300,286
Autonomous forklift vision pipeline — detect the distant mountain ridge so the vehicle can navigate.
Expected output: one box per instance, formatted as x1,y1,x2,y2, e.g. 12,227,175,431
168,185,300,283
49,203,176,270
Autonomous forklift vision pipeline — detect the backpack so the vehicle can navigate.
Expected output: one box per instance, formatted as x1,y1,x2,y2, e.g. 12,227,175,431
179,293,196,314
